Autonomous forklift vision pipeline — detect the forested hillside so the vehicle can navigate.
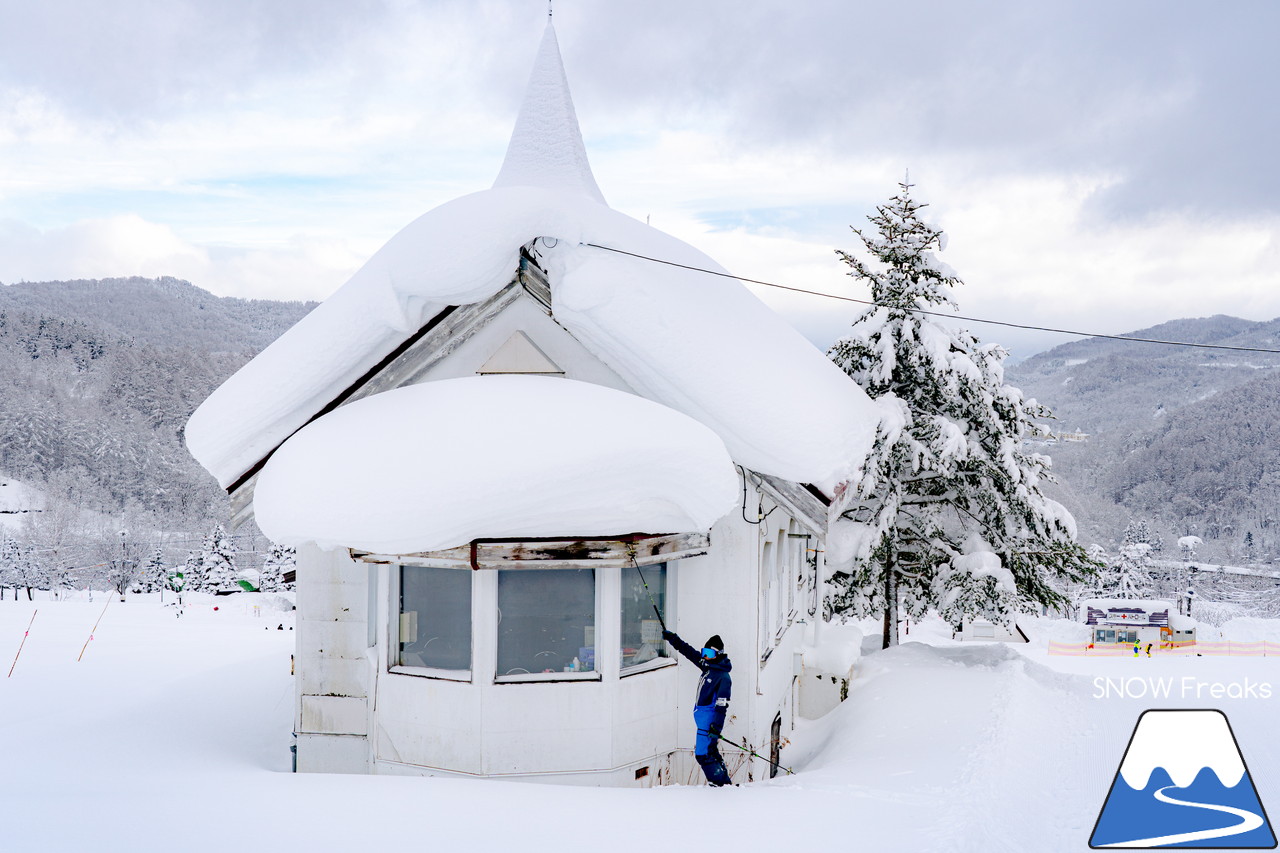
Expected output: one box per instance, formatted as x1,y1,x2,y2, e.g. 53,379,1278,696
0,277,313,535
1008,315,1280,564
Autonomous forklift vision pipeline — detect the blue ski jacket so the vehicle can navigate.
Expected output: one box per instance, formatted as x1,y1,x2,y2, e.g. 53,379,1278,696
665,630,732,732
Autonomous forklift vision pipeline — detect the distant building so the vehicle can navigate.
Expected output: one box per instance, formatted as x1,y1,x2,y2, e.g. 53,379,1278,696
1081,598,1196,647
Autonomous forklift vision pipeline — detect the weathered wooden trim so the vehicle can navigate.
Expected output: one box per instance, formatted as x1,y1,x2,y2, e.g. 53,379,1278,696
518,248,552,312
351,532,710,570
754,472,828,537
229,477,257,531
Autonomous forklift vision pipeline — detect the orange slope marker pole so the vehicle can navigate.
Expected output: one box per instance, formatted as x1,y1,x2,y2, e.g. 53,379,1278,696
77,598,112,662
9,609,38,678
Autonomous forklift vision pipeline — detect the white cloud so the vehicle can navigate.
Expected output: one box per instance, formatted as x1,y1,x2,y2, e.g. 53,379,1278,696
0,1,1277,358
0,215,363,303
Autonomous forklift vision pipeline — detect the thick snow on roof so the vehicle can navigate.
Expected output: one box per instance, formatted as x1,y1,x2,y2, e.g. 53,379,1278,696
187,185,877,490
252,376,738,553
492,19,605,205
185,18,879,494
1081,599,1174,611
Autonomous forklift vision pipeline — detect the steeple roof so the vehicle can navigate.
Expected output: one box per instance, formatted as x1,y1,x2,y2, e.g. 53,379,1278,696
492,18,606,204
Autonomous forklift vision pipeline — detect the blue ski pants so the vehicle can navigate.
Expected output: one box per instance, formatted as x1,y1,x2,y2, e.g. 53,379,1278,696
693,704,732,786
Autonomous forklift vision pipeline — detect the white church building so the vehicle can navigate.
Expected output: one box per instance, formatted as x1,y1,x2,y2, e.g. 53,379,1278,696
186,19,880,786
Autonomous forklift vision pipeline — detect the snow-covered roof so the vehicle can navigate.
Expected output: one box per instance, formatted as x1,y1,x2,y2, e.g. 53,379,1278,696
252,376,738,553
185,18,878,497
492,21,605,205
1081,599,1173,611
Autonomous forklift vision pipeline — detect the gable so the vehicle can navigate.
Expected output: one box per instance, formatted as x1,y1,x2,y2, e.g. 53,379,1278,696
228,254,634,528
477,331,564,375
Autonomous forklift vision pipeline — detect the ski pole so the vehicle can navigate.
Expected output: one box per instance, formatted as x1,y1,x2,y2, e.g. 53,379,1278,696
634,560,667,631
700,728,796,776
8,610,37,678
78,597,112,662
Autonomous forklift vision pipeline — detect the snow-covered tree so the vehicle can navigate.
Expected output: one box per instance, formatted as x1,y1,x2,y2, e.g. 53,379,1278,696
199,523,238,593
825,180,1097,648
181,549,206,594
1123,519,1162,555
134,547,167,594
1107,542,1155,598
258,543,295,593
0,535,19,599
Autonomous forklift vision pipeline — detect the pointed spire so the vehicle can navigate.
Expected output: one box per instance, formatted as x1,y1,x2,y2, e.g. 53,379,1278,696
493,18,607,205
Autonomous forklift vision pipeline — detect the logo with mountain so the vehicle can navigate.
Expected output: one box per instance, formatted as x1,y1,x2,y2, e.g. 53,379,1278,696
1091,709,1276,848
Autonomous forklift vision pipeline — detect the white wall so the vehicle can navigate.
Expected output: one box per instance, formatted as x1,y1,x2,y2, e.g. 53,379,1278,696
291,292,826,783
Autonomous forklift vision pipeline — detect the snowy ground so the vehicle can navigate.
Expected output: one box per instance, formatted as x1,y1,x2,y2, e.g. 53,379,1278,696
2,598,1277,852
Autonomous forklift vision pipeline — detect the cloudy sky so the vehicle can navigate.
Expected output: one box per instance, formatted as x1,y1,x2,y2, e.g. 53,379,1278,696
1,0,1277,357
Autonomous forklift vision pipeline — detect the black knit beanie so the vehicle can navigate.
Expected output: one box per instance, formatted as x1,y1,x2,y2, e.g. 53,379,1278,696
704,634,724,652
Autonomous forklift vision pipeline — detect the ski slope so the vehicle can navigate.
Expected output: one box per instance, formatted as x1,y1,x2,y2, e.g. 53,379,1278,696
2,599,1277,852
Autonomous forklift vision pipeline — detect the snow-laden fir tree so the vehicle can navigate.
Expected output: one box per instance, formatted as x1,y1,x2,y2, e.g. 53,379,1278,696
134,547,167,594
1123,519,1162,555
181,549,205,595
258,543,295,593
0,535,18,599
825,180,1097,648
198,523,238,593
1107,543,1155,599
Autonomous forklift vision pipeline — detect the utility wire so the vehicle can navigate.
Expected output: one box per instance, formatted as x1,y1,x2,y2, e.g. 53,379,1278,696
581,242,1280,356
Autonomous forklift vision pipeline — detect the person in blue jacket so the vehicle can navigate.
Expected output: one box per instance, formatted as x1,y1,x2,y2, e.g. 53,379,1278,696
662,629,733,786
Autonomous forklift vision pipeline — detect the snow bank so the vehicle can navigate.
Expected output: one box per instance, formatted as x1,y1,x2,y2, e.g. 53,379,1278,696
803,621,863,675
1217,617,1280,643
5,598,1280,852
253,375,738,553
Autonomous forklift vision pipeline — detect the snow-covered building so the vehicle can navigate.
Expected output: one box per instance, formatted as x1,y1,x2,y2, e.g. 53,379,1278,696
956,619,1028,643
186,19,879,786
1081,599,1196,647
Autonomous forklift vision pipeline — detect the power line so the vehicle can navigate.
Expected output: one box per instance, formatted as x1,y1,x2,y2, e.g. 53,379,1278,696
581,242,1280,356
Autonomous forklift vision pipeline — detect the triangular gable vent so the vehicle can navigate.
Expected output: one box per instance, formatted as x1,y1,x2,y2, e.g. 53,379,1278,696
477,331,564,375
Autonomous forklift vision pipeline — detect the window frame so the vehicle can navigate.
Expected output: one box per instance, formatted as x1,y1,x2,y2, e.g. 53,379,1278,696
494,567,602,684
619,561,674,676
390,563,476,682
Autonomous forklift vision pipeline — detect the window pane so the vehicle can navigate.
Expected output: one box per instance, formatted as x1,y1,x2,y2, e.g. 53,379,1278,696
621,563,669,669
498,569,595,676
399,566,472,671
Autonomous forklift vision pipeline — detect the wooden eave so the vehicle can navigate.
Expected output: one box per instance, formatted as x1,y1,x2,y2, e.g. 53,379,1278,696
349,531,710,570
752,471,829,537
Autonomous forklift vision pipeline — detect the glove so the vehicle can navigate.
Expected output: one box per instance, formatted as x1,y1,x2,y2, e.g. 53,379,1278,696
662,630,675,642
708,723,721,737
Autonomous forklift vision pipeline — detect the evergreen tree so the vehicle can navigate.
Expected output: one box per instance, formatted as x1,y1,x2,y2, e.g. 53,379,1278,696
0,535,18,599
825,180,1096,648
134,547,167,594
1108,543,1155,599
1123,519,1162,554
258,543,295,593
200,523,238,593
182,549,206,594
